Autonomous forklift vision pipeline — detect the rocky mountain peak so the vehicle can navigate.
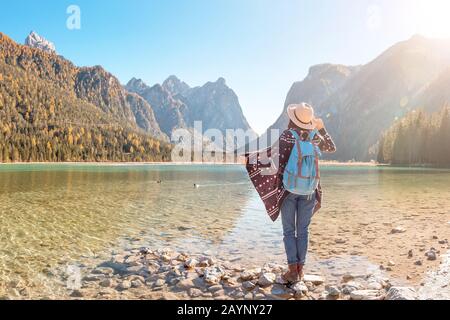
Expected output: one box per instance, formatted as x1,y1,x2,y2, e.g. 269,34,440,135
24,31,56,54
216,77,226,85
307,64,356,79
126,78,149,95
162,75,190,96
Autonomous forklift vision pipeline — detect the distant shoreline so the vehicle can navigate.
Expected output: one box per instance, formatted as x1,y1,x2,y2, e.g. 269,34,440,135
0,161,243,166
0,161,375,166
1,161,449,169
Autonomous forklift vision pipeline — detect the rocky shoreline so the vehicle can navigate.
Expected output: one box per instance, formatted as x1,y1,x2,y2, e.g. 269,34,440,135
63,247,421,300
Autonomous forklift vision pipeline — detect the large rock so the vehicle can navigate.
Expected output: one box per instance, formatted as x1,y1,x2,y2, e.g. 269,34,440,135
240,268,262,281
258,273,276,287
291,281,309,298
385,287,417,300
184,259,199,269
326,285,341,297
203,267,225,285
175,278,195,290
270,284,294,299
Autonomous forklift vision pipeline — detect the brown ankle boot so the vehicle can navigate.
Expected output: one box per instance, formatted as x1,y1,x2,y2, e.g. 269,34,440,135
297,264,304,280
282,264,299,283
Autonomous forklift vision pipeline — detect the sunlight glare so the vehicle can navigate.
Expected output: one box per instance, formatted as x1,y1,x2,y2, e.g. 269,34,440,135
414,0,450,38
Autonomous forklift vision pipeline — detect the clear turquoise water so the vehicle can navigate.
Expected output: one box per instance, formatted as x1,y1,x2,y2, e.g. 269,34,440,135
0,163,449,298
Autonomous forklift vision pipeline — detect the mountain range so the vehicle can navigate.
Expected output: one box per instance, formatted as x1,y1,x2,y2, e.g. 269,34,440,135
0,31,171,162
2,31,450,162
125,75,254,139
0,31,254,162
267,35,450,161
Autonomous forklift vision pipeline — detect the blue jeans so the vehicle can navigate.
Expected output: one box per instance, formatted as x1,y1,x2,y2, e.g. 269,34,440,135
281,192,316,265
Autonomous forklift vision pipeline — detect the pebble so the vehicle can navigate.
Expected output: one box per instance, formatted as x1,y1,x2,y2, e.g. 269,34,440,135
198,258,210,268
326,285,341,297
131,280,143,288
390,227,406,234
342,281,361,295
83,274,105,282
213,290,226,297
176,279,195,290
342,274,354,282
425,250,437,261
367,282,383,290
188,288,203,298
184,258,199,269
387,260,396,266
99,278,113,288
240,268,261,281
414,260,423,266
70,290,83,298
153,279,166,287
254,293,265,300
230,290,245,299
117,280,132,291
275,275,288,285
242,281,257,291
92,267,114,275
208,285,224,293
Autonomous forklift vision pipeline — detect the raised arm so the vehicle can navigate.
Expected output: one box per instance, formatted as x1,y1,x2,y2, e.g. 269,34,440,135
313,118,336,153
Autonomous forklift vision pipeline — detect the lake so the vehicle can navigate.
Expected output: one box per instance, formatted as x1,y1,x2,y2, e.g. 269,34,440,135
0,163,449,299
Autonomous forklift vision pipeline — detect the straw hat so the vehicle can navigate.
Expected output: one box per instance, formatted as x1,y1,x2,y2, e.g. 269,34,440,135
287,103,316,130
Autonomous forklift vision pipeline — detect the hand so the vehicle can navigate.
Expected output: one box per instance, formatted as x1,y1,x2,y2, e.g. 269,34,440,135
313,118,325,130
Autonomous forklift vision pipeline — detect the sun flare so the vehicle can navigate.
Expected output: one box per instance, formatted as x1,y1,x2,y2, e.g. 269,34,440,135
413,0,450,38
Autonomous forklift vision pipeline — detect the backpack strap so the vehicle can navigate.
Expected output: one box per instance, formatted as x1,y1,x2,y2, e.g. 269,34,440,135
309,129,319,141
288,130,304,178
289,129,300,141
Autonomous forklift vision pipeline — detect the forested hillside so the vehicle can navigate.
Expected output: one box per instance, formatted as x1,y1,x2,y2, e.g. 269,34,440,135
0,32,171,162
377,107,450,166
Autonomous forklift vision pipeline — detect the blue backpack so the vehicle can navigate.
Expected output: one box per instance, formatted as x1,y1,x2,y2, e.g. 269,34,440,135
282,129,321,196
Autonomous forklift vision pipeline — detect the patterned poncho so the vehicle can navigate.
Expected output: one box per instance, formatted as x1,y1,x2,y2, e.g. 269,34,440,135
245,128,336,222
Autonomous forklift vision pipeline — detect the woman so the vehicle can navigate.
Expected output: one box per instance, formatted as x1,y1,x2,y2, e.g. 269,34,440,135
246,103,336,283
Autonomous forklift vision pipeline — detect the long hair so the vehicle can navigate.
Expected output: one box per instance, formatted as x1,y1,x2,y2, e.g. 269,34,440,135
287,120,311,140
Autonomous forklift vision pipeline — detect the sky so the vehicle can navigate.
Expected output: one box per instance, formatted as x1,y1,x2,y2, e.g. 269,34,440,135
1,0,450,134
